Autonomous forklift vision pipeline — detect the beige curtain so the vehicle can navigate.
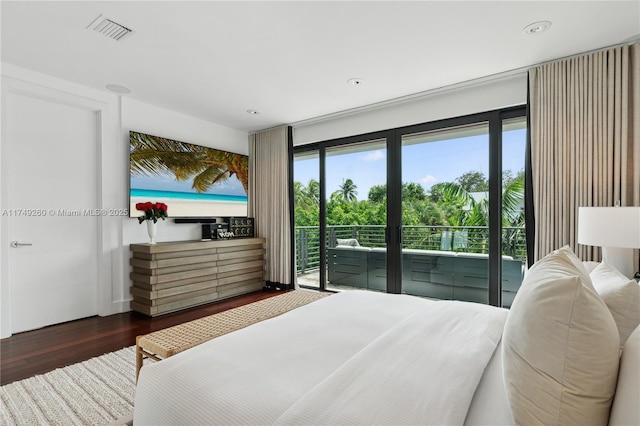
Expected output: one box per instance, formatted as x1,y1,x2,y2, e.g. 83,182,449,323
529,42,640,263
248,125,294,288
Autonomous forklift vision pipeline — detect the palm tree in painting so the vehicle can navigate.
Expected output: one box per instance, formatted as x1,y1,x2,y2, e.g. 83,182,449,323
130,132,248,193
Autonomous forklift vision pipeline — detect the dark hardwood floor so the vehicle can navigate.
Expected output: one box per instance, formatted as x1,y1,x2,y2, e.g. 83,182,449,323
0,289,283,386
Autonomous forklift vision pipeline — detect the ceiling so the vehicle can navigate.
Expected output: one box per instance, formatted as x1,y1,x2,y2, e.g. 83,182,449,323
2,1,639,133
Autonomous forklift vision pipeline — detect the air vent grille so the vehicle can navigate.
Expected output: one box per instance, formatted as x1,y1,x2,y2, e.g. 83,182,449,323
87,14,134,42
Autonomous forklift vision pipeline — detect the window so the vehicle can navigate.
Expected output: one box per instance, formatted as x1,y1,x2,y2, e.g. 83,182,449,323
293,106,527,306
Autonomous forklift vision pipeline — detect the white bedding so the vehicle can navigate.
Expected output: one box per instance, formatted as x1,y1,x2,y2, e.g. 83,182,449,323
134,291,511,425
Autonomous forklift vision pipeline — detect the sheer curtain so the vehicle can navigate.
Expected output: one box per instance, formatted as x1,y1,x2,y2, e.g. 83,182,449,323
529,42,639,263
248,125,295,289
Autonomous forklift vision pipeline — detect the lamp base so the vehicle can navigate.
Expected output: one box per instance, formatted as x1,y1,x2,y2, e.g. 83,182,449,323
602,247,635,279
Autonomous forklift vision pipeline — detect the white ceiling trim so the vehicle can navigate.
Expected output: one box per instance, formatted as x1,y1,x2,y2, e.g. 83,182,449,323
290,38,638,132
290,68,528,130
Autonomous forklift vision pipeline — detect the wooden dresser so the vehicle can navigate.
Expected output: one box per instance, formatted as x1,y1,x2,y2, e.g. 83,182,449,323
130,238,266,316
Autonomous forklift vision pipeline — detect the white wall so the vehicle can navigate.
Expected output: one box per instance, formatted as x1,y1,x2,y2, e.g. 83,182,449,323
292,72,527,145
0,63,247,336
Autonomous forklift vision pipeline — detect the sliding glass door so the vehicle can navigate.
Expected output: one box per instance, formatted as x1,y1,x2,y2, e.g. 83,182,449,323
294,137,389,291
294,151,320,288
400,124,491,303
325,140,387,292
501,116,527,307
293,107,526,306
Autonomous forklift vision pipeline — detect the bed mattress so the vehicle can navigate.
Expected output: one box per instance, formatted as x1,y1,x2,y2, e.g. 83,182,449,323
134,290,514,425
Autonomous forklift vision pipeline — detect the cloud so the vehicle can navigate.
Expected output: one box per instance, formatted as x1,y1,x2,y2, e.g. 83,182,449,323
419,175,438,187
360,150,385,162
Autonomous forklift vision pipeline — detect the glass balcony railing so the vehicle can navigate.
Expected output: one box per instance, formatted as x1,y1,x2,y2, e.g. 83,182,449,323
295,225,526,308
295,224,526,273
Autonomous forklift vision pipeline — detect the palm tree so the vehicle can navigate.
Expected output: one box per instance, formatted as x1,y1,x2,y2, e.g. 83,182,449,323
436,182,474,226
130,132,249,193
502,179,524,227
306,179,320,206
435,180,524,227
293,181,307,208
294,179,321,211
334,178,358,202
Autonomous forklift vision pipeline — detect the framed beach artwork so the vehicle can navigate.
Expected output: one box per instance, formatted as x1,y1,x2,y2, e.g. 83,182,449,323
129,131,248,218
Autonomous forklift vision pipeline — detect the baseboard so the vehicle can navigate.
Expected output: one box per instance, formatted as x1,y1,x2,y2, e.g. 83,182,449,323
265,281,294,291
105,299,132,316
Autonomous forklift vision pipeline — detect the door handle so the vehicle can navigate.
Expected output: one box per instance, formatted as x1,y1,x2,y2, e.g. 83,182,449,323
10,241,32,248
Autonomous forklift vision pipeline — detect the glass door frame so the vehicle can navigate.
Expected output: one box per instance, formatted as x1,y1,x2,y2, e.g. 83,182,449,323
292,105,527,304
296,129,395,292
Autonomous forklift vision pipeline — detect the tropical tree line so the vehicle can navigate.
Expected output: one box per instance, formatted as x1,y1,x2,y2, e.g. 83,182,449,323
294,170,525,229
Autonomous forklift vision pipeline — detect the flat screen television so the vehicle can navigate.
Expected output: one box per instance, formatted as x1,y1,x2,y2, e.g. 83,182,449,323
129,131,248,219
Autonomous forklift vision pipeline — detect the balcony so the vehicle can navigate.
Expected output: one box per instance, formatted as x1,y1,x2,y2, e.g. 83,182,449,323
296,225,526,307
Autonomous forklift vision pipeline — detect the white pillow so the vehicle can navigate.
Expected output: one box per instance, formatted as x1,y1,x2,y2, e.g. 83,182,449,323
590,262,640,348
503,245,620,425
582,260,601,274
609,325,640,425
336,238,360,247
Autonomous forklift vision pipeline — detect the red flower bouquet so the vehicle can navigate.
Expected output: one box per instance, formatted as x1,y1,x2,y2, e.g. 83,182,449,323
136,202,168,224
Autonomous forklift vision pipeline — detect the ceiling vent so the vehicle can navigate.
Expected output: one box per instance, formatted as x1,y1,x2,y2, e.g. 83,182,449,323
87,14,134,42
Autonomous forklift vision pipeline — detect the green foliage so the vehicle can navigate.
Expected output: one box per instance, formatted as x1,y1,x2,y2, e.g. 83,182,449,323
294,169,525,229
456,170,488,192
332,178,358,202
403,182,427,201
503,169,525,189
428,183,447,203
368,184,386,203
294,179,321,227
368,182,426,204
403,200,447,226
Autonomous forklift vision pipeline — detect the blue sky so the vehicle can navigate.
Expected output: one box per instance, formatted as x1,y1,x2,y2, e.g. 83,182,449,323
295,128,526,200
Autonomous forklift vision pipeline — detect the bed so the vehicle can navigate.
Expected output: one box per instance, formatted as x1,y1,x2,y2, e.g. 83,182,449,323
134,247,640,425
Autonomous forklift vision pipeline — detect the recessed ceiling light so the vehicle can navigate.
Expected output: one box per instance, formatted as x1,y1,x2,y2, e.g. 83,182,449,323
246,109,260,115
106,84,131,94
523,21,552,35
347,78,363,86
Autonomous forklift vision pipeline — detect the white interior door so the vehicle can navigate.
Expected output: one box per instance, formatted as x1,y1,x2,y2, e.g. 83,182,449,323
6,93,99,333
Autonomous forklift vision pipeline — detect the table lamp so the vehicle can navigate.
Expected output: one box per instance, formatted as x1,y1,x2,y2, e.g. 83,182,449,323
577,206,640,278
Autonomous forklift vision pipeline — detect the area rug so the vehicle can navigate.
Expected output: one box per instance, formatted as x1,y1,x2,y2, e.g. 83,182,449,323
0,289,329,425
0,346,136,426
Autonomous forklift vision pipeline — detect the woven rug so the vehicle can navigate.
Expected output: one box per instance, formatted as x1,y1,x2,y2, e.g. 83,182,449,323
0,346,136,425
139,288,330,358
0,290,329,425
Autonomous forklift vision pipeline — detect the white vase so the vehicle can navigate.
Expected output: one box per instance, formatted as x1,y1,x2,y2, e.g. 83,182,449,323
146,220,157,244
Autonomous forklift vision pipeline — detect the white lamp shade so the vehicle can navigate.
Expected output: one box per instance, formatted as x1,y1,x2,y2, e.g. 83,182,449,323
578,207,640,248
